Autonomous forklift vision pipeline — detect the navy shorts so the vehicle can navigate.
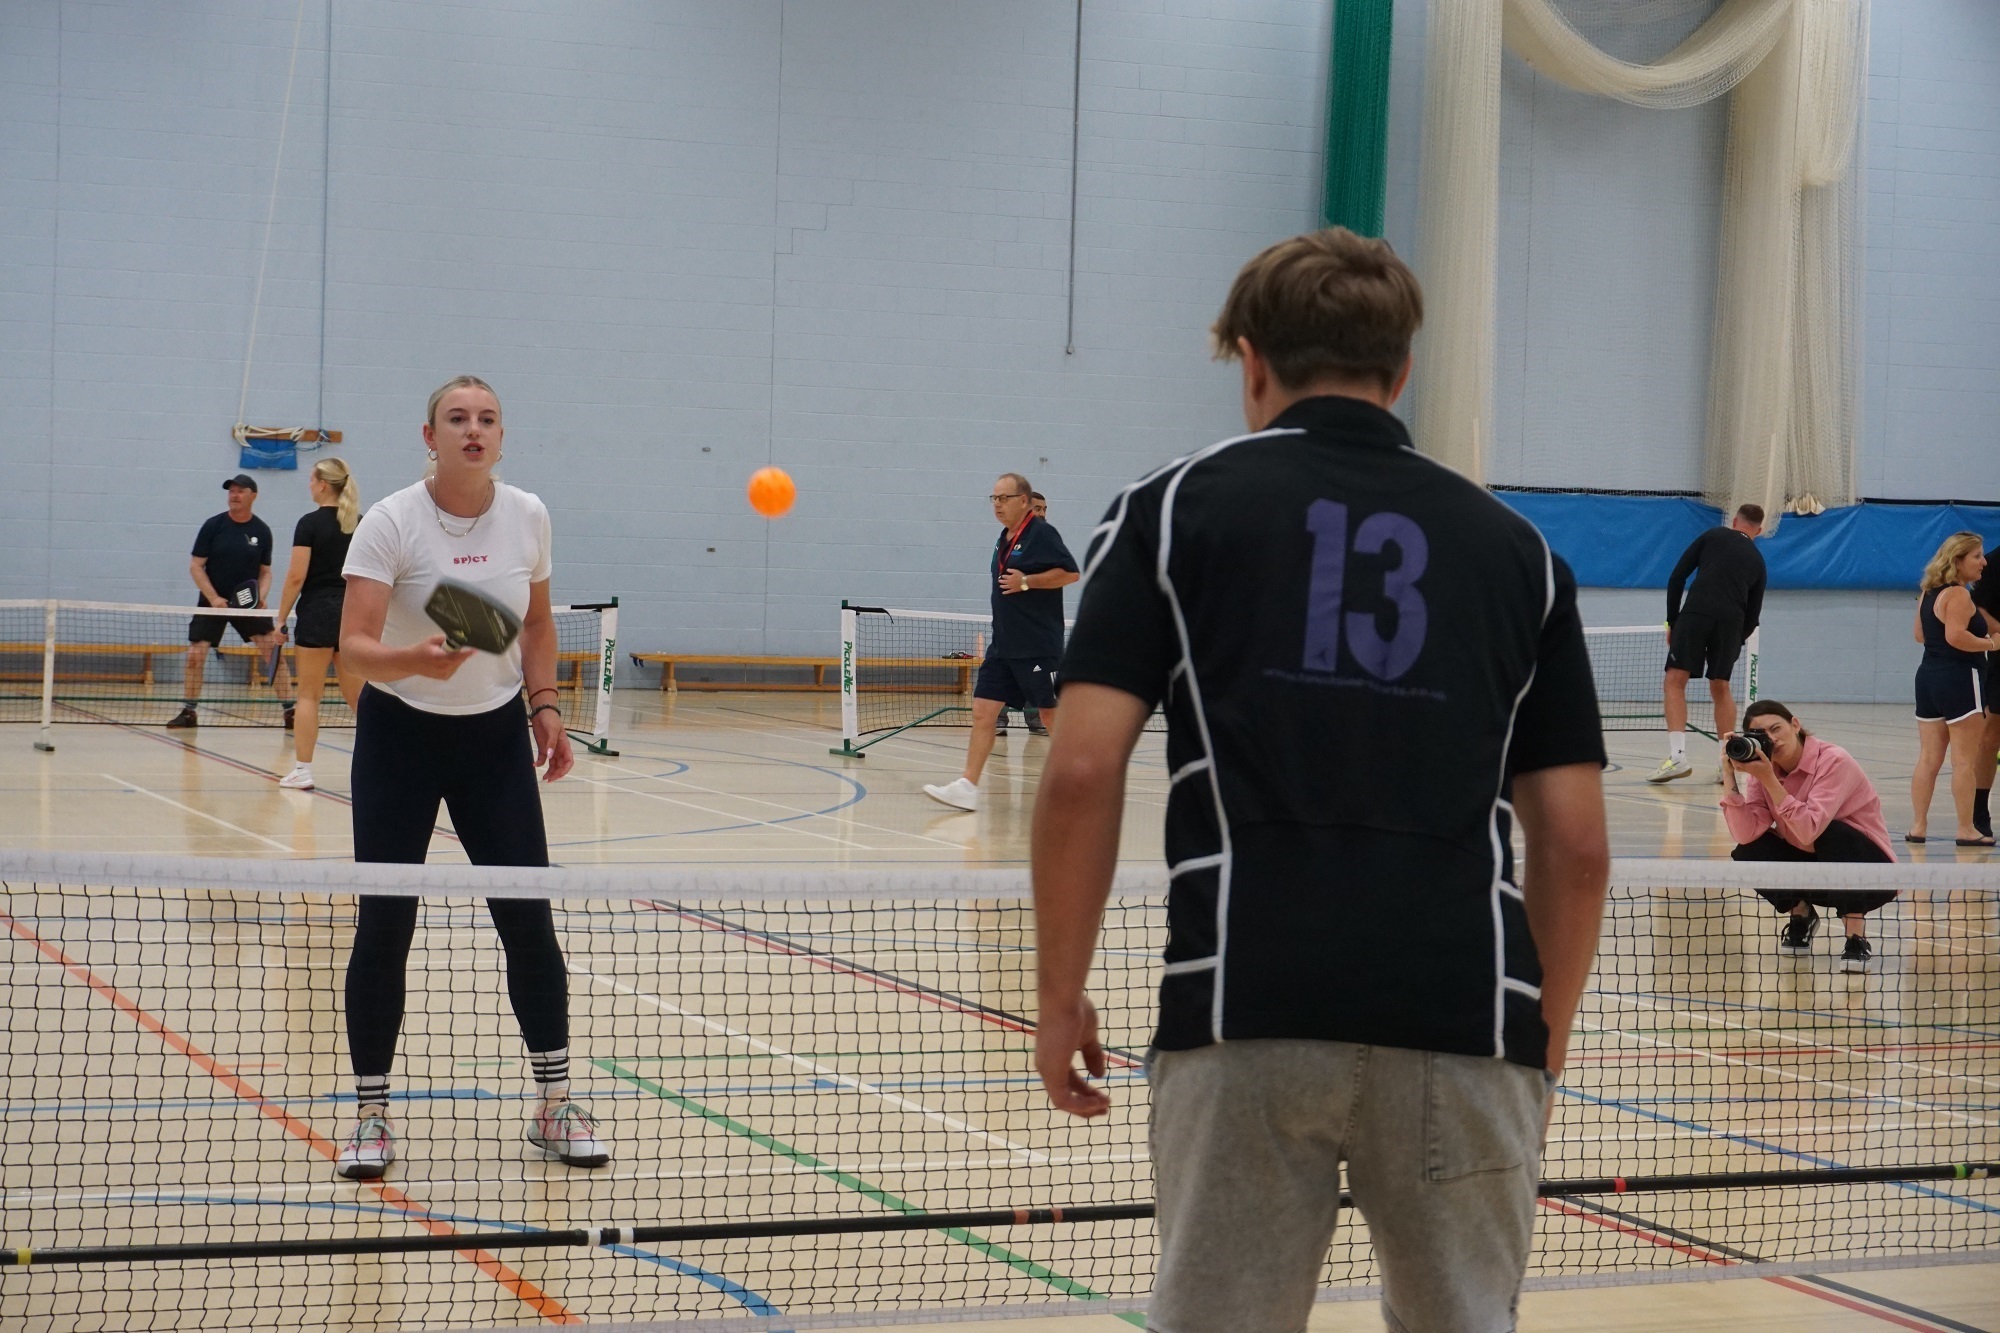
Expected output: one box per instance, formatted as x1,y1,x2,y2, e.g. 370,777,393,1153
1914,660,1985,723
975,655,1058,711
1665,611,1743,681
293,591,344,650
189,602,273,646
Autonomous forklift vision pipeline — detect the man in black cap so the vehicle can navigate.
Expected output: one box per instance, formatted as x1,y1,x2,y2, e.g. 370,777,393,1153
169,475,293,728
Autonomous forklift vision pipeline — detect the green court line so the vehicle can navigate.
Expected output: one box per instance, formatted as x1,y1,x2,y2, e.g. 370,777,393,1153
594,1057,1144,1325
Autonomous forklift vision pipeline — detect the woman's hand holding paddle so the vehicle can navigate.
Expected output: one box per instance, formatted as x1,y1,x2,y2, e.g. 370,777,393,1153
402,635,476,680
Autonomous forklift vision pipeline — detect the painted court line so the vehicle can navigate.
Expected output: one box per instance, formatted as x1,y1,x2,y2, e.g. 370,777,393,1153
596,755,969,851
99,771,295,854
0,904,577,1325
574,961,1040,1160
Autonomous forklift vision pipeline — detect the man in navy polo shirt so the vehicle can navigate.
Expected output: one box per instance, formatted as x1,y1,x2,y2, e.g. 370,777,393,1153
923,473,1078,813
168,473,294,729
1032,229,1611,1332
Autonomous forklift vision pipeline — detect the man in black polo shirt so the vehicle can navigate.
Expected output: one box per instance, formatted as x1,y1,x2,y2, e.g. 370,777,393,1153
1648,505,1767,784
922,474,1078,812
1032,229,1610,1332
169,474,293,729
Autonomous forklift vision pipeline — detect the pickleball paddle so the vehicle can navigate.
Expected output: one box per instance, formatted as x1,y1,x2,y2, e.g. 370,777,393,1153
424,579,523,654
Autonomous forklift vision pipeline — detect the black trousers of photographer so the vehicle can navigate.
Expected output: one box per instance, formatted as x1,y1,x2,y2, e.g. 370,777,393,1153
1733,818,1897,916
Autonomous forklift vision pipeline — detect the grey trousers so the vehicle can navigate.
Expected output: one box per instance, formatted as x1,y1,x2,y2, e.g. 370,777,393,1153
1148,1040,1552,1333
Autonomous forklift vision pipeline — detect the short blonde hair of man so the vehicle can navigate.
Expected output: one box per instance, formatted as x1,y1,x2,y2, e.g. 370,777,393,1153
1920,531,1986,593
1211,228,1423,394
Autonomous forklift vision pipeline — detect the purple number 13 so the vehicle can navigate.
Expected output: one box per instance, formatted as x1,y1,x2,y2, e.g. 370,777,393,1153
1302,500,1429,680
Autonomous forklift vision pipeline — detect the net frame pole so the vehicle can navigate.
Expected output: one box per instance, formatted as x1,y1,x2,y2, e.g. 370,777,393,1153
832,601,863,758
552,599,619,757
35,599,56,752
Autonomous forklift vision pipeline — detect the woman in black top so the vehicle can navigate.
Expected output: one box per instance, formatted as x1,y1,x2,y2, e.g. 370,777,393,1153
276,458,362,790
1909,532,1998,845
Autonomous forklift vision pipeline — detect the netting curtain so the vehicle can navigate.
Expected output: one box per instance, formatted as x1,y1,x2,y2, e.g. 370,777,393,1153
1413,0,1868,519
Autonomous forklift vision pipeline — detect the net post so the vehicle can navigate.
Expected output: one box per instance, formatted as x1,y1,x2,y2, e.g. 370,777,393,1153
585,600,618,756
35,600,56,751
1745,626,1760,705
832,601,864,758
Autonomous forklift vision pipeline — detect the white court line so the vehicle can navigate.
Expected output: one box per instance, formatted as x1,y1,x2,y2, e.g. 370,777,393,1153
1602,988,2000,1094
573,959,1046,1162
99,773,294,855
592,759,971,851
1575,1013,1998,1132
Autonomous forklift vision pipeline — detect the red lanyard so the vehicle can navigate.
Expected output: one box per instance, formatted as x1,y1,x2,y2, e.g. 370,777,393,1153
997,515,1034,575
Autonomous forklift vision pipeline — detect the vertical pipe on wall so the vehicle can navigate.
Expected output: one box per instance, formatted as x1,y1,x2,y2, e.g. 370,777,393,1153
1065,0,1083,354
1321,0,1395,236
317,0,332,434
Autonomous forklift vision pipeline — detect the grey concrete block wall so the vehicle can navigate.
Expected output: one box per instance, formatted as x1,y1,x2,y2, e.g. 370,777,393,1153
3,0,1996,705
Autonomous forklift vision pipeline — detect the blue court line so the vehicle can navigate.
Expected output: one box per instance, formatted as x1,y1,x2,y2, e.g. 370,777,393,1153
77,1192,783,1322
0,1072,1151,1118
544,737,869,847
1562,1085,2000,1219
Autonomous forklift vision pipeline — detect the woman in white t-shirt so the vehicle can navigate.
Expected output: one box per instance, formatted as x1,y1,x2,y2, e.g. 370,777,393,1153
330,375,606,1180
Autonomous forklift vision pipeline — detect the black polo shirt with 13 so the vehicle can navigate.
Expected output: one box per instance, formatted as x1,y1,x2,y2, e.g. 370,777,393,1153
989,513,1077,661
1060,395,1604,1068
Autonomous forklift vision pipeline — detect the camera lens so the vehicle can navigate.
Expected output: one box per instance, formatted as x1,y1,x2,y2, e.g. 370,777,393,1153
1724,733,1761,764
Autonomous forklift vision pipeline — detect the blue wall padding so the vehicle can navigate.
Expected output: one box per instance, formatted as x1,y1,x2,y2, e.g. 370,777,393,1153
1493,493,2000,591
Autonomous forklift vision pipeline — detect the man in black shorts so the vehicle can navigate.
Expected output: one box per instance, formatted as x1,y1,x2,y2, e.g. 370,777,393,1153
923,474,1077,812
1650,504,1766,783
1032,228,1610,1332
170,474,293,729
999,492,1056,739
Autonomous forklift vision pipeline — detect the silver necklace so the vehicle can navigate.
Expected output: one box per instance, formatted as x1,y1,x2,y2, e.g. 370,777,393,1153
428,479,495,538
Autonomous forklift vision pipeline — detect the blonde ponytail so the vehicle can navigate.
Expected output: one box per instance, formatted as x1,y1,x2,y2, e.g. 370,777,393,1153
313,457,361,534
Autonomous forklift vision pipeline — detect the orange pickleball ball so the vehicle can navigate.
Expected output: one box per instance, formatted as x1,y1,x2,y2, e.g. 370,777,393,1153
747,465,796,518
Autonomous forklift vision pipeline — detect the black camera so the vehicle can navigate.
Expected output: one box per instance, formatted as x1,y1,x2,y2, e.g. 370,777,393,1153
1724,731,1772,764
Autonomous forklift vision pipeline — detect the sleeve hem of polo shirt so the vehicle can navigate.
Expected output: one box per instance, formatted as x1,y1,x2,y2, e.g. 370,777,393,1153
1056,660,1164,712
1507,744,1609,777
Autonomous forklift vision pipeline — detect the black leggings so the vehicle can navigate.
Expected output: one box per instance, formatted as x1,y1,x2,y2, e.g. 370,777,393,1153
345,687,566,1079
1733,818,1897,918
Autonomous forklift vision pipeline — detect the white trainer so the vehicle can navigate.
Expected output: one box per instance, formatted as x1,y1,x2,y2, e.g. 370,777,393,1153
923,777,980,812
1646,758,1693,784
528,1099,609,1167
278,764,315,790
336,1111,395,1180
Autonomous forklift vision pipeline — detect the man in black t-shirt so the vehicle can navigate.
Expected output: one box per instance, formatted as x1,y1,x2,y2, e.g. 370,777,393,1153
922,474,1078,812
169,474,293,729
998,492,1056,739
1649,505,1767,784
1031,229,1610,1333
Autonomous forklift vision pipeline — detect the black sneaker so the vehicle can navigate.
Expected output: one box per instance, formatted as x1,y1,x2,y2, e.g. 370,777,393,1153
166,705,198,729
1841,935,1872,973
283,704,296,730
1779,908,1820,953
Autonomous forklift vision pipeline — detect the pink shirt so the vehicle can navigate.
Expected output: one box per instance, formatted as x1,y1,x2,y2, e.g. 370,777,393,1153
1720,736,1895,860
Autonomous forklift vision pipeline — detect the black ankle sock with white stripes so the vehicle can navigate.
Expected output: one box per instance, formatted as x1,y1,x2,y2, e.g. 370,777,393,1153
529,1049,570,1102
354,1075,391,1113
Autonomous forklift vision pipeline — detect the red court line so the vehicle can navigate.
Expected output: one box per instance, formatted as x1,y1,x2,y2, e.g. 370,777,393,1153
1539,1199,1961,1329
0,906,574,1324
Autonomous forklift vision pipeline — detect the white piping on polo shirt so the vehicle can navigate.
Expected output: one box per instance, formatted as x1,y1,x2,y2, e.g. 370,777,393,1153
1149,425,1302,1044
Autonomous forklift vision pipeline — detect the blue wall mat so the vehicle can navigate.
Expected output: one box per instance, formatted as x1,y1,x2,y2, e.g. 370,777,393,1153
1495,493,2000,591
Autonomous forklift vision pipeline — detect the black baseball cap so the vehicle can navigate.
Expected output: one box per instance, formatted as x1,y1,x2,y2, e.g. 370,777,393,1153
222,474,259,492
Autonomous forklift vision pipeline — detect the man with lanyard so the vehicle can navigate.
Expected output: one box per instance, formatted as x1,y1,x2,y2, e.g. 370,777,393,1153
923,474,1078,812
169,474,294,729
1031,228,1610,1332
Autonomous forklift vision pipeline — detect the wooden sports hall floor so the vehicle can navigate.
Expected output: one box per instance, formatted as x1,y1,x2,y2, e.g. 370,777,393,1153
0,692,1995,1331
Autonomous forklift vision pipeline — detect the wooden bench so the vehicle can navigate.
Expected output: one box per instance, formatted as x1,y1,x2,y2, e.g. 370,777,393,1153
628,652,976,694
630,653,842,692
0,642,189,686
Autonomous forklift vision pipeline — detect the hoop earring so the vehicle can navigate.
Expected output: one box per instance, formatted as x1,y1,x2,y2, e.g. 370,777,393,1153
427,450,438,461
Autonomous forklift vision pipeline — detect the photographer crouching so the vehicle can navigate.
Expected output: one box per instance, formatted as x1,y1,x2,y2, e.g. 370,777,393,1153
1721,701,1896,971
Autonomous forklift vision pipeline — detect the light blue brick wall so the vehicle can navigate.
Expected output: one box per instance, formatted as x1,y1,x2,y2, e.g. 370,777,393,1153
3,0,1994,705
